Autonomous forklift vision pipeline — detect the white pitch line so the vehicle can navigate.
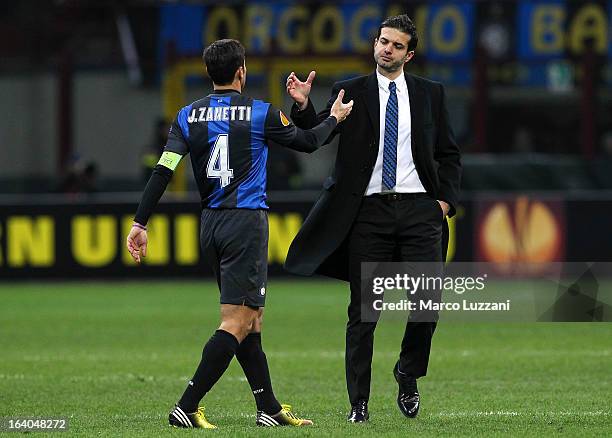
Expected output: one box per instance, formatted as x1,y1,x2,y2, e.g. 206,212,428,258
436,411,610,418
109,410,611,420
12,349,612,363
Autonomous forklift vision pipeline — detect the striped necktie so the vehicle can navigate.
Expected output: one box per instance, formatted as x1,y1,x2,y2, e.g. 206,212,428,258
382,81,398,191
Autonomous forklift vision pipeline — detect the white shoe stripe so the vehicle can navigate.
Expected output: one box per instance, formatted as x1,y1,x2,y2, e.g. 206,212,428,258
258,415,277,427
172,407,189,427
172,411,189,428
173,407,192,428
261,413,280,425
257,415,273,426
181,412,193,428
176,406,194,428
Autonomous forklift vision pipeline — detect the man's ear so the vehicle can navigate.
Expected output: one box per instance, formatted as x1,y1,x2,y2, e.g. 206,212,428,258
404,51,415,64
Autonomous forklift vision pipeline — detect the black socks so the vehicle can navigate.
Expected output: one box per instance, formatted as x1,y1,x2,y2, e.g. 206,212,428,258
178,329,239,413
236,332,282,414
177,330,281,415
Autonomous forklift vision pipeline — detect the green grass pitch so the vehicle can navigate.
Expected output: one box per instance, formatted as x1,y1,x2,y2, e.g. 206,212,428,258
1,280,611,436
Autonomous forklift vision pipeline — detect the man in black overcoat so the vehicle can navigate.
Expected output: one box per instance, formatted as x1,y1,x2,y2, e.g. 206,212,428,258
285,14,462,422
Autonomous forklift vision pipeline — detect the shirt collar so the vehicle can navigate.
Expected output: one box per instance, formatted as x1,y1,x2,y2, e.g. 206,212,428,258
376,69,407,94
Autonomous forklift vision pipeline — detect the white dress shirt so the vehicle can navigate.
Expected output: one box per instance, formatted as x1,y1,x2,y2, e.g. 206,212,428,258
365,69,426,195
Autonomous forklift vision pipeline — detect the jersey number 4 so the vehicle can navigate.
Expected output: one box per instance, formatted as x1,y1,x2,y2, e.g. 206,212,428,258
207,134,234,187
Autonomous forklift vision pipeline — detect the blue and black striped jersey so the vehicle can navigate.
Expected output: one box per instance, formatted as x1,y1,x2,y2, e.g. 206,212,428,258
164,90,333,209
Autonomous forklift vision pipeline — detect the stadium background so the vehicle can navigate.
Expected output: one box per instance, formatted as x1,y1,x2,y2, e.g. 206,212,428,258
1,1,611,435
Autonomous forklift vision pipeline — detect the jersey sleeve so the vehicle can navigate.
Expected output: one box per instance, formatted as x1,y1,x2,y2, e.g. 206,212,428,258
264,106,298,146
264,105,337,153
164,107,191,155
133,108,192,225
157,107,191,171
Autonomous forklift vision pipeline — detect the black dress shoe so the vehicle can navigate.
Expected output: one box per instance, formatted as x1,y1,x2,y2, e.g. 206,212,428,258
347,399,369,423
393,362,420,418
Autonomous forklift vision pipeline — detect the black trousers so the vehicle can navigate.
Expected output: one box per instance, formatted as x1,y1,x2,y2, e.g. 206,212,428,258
346,194,443,405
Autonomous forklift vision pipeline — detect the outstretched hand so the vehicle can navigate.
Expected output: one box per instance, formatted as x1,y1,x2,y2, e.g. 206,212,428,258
126,224,148,264
286,70,316,110
330,89,354,123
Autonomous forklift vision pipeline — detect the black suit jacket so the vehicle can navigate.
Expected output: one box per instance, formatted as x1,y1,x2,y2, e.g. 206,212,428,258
284,71,462,281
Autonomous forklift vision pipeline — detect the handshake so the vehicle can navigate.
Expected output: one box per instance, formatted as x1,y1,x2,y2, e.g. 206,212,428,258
286,70,354,123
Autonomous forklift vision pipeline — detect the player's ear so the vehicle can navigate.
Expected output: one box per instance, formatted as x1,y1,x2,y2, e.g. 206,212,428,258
237,65,246,89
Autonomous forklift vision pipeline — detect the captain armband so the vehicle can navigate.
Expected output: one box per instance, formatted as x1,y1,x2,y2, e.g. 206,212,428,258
157,151,183,171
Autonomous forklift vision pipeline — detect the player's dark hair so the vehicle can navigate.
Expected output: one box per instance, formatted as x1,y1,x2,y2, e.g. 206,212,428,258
377,14,418,51
203,39,246,85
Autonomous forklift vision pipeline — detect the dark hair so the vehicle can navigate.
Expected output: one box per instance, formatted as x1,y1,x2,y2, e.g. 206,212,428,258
202,39,246,85
377,15,418,51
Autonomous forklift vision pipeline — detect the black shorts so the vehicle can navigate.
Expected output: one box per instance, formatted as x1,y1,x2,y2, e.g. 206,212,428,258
200,208,268,308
